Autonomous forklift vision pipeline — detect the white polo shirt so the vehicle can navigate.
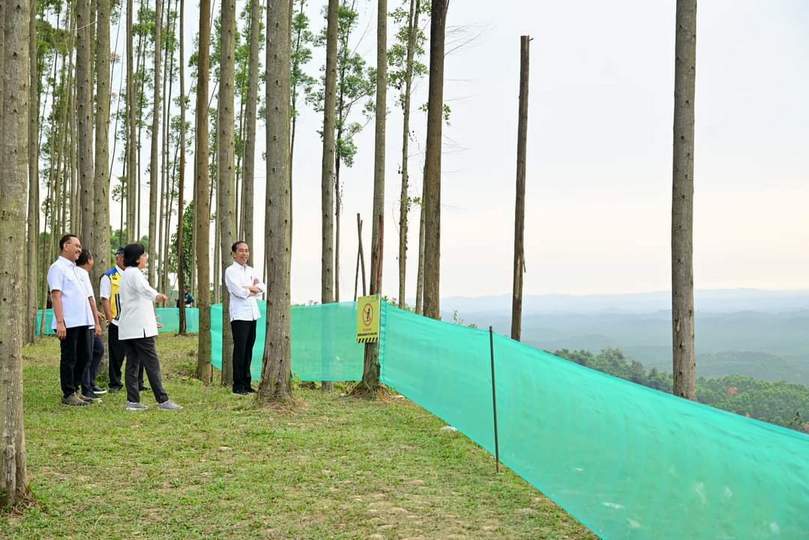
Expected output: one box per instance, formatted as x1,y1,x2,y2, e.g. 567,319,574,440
47,256,94,329
118,267,160,340
224,261,266,321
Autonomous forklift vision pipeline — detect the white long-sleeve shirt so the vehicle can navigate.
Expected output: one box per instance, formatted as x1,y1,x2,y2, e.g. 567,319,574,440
224,261,266,321
118,267,160,340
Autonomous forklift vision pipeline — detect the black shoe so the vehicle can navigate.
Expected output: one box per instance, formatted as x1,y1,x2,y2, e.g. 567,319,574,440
79,392,102,403
62,394,90,407
91,385,108,395
108,386,123,393
233,389,249,396
246,387,256,393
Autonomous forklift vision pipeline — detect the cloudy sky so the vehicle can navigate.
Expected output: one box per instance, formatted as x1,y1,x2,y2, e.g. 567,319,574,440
118,0,809,304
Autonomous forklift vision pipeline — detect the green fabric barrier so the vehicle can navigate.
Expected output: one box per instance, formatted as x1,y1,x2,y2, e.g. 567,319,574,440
379,303,809,539
210,302,364,382
37,301,809,537
35,308,200,336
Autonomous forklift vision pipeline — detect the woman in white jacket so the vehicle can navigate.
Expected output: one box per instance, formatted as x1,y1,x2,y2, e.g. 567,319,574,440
118,243,182,411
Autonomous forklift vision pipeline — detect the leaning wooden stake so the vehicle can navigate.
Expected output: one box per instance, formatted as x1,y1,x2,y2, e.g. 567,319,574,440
354,213,367,302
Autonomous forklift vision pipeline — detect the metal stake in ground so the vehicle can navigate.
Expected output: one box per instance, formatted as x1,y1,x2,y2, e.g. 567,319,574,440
489,326,501,473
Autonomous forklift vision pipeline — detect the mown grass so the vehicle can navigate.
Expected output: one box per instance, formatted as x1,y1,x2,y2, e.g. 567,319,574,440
2,335,593,539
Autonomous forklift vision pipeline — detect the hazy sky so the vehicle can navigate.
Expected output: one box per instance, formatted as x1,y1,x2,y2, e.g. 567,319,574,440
115,0,809,304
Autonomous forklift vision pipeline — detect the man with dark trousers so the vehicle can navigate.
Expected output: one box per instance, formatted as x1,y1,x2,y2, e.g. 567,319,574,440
47,234,94,406
100,247,144,392
224,241,265,395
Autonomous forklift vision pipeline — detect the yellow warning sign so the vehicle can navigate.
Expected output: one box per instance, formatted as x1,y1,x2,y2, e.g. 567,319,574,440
356,295,381,344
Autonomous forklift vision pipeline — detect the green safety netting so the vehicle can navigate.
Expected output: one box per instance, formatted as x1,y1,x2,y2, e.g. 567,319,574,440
36,308,200,336
35,302,809,538
210,302,364,382
379,303,809,539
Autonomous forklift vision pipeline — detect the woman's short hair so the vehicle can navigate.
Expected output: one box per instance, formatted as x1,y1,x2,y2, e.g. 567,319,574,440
76,249,93,267
123,243,146,268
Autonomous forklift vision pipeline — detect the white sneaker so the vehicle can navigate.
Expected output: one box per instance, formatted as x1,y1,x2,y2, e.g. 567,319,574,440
158,400,183,411
126,401,148,411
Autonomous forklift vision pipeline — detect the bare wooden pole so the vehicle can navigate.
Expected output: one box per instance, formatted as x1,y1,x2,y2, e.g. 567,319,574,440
511,36,530,341
672,0,697,400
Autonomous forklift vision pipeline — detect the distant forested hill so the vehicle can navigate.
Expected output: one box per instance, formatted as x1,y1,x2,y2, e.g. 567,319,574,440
445,291,809,385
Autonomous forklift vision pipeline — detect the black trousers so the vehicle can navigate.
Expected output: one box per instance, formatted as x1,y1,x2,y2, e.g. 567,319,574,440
60,326,91,398
108,324,143,389
82,334,104,390
231,320,256,392
123,337,169,404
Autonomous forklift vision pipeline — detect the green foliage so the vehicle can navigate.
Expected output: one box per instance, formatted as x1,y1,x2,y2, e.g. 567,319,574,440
387,0,429,105
554,348,809,433
308,1,375,170
290,0,316,119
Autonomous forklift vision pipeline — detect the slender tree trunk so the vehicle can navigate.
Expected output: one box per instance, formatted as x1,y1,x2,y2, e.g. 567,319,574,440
161,150,176,297
218,0,237,386
77,0,95,251
135,17,147,240
357,0,388,394
0,0,31,504
257,0,293,403
148,0,164,285
158,4,172,294
213,200,220,302
94,0,112,297
26,0,39,343
241,0,261,264
422,0,449,320
126,0,137,241
398,0,419,309
321,0,337,309
414,188,425,314
316,0,339,391
511,36,530,341
177,0,187,334
160,4,176,298
195,0,213,383
671,0,697,400
0,0,4,109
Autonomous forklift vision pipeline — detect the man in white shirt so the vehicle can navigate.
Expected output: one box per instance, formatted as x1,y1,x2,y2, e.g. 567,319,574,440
224,241,266,394
47,234,94,406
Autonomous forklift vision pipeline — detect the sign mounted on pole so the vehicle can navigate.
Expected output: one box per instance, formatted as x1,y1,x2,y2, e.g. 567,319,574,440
356,295,381,343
